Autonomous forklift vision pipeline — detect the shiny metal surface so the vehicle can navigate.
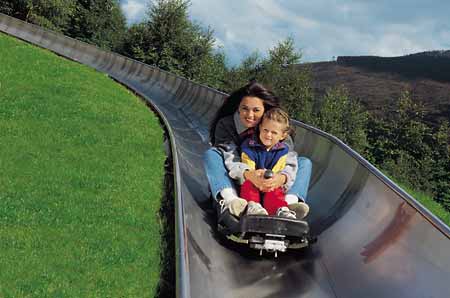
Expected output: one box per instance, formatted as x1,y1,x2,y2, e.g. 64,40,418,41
2,13,450,298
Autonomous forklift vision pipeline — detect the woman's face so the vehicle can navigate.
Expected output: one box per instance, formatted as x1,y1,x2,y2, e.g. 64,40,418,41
238,96,265,128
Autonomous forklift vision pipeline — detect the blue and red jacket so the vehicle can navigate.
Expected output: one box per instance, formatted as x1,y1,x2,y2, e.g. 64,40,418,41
240,134,288,173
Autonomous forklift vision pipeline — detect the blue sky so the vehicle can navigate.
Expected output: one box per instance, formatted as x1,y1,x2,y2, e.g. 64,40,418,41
120,0,450,65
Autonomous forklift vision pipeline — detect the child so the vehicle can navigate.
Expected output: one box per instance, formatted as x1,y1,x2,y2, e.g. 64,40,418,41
239,108,297,219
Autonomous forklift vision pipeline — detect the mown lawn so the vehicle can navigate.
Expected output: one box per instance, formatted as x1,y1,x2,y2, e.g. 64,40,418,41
0,32,165,297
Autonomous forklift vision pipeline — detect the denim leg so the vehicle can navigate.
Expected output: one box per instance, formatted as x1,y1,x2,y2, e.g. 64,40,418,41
203,147,235,200
286,156,312,202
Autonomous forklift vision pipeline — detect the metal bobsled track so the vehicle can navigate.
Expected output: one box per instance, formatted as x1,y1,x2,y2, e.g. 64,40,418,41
2,13,449,298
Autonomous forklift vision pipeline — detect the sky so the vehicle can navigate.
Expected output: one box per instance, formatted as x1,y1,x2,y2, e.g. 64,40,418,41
120,0,450,66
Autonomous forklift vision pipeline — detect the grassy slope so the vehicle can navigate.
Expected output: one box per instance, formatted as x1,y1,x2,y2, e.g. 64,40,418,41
0,33,165,297
398,183,450,226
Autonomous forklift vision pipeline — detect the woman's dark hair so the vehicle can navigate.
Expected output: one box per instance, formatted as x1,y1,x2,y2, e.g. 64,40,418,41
209,81,280,144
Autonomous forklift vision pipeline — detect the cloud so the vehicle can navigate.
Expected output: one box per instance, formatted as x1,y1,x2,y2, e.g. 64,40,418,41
121,0,147,24
121,0,450,64
189,0,296,65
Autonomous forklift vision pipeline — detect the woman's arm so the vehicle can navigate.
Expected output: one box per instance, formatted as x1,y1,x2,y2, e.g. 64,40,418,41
277,136,298,190
222,143,252,184
214,116,238,146
214,117,259,185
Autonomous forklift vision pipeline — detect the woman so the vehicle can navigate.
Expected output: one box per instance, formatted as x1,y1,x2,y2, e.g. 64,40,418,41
203,81,312,219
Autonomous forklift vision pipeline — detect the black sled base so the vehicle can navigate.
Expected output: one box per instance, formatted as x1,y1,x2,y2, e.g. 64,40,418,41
217,207,313,257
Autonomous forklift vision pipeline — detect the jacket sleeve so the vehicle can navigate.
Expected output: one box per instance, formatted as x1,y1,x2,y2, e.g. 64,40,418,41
221,143,251,185
214,118,235,146
213,117,251,184
280,136,298,191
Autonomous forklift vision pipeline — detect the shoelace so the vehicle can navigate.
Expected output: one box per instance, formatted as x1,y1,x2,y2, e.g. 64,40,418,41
248,204,261,213
219,199,226,213
279,207,296,217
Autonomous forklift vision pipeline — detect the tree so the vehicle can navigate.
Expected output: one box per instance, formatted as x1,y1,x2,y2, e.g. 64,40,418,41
222,51,261,92
315,86,368,152
367,91,434,193
0,0,76,32
191,50,227,91
120,0,226,89
431,121,450,209
226,38,367,151
267,37,301,66
119,23,152,62
366,112,395,165
0,1,30,21
0,0,126,50
223,37,314,124
260,38,314,125
67,0,127,50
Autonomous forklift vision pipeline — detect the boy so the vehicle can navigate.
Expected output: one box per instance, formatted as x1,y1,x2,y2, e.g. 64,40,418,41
239,108,299,219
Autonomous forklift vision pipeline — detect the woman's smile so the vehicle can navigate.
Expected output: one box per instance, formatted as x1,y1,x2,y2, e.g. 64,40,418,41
238,96,265,128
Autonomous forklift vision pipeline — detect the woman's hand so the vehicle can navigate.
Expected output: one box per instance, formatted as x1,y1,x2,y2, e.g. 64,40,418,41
259,173,287,192
243,169,266,190
244,170,287,192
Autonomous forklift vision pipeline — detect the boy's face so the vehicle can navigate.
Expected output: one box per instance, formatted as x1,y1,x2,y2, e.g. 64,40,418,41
259,118,288,149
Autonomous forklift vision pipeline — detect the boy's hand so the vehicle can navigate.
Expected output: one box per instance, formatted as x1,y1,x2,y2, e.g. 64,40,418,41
259,173,287,192
244,170,287,192
244,169,265,189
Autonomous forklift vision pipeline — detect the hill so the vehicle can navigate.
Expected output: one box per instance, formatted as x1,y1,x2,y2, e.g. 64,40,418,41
299,52,450,126
0,32,165,297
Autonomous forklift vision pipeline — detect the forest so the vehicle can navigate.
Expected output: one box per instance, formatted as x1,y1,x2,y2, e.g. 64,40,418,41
1,0,449,212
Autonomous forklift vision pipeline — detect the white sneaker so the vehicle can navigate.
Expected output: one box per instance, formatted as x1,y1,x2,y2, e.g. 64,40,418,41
288,202,310,219
276,206,297,219
246,201,268,216
222,198,248,217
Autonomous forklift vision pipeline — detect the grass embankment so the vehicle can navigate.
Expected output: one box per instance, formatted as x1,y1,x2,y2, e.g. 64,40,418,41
397,183,450,226
0,32,165,297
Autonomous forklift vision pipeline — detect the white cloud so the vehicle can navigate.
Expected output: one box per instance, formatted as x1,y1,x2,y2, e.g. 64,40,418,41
371,34,426,57
213,37,225,50
189,0,300,64
438,30,450,48
121,0,146,24
120,0,450,64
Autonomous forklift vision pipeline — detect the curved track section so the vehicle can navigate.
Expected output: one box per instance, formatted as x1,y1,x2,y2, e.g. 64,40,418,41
2,14,450,298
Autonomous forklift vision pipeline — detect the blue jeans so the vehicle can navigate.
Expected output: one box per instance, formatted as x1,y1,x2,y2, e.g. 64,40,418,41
203,148,312,203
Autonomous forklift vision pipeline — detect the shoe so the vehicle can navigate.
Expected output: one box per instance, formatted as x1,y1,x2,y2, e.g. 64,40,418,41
288,202,310,219
221,197,248,217
246,201,268,216
276,206,297,219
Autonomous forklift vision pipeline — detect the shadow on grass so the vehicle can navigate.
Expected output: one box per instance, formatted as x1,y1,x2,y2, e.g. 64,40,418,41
108,78,176,297
156,131,176,297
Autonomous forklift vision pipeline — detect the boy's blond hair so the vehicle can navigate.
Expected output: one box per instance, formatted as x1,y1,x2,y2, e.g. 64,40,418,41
262,107,291,133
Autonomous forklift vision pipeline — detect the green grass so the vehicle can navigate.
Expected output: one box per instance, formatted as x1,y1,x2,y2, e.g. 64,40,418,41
382,170,450,227
397,183,450,227
0,32,165,297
